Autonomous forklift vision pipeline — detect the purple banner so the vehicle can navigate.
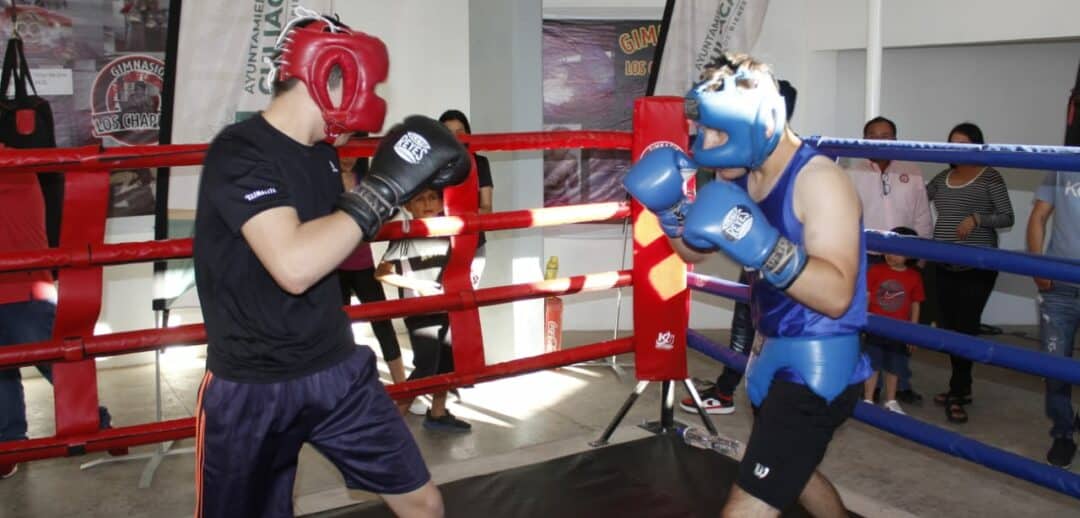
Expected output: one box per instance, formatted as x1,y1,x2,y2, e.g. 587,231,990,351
542,19,659,208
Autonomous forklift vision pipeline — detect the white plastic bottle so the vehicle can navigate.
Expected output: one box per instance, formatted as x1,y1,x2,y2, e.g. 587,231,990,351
679,426,743,457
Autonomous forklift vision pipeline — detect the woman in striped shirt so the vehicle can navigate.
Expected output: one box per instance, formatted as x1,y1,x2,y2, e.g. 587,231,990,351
926,122,1014,424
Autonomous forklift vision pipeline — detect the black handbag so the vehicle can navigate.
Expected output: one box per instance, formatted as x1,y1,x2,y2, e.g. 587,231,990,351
0,35,62,247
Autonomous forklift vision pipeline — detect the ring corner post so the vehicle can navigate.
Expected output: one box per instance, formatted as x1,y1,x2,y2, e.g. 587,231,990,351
630,96,690,431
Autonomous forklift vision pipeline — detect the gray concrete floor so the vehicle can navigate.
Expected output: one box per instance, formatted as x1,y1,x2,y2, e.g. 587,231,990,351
2,328,1079,517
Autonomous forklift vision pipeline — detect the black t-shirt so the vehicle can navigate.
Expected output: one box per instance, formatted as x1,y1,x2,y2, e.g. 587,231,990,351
474,154,493,249
194,114,354,383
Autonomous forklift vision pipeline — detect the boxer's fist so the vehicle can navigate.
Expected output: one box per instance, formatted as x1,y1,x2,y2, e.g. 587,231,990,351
623,147,696,238
682,180,807,289
336,116,469,239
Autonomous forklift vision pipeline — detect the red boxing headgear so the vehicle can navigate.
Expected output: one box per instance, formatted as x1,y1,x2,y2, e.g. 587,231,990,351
269,9,389,138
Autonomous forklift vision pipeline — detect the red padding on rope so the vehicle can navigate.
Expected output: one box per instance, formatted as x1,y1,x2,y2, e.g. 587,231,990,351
0,132,629,175
0,203,627,274
339,130,633,158
0,144,209,175
0,271,632,369
0,336,634,464
386,337,635,401
0,418,195,464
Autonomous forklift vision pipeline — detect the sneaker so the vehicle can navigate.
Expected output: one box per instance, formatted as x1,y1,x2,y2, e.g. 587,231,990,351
1047,438,1077,468
408,397,429,416
0,463,16,480
423,410,472,433
679,388,735,415
896,389,923,405
883,400,906,415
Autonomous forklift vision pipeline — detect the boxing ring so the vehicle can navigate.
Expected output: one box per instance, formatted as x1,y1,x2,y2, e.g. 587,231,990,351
0,96,1078,515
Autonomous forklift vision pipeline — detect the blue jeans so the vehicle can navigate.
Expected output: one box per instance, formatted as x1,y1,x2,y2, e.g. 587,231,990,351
1040,284,1080,439
0,300,111,442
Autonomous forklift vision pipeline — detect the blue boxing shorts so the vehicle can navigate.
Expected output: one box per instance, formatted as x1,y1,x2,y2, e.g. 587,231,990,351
195,346,429,518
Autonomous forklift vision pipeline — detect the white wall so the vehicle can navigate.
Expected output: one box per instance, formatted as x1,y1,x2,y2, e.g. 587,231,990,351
810,0,1080,51
337,1,471,127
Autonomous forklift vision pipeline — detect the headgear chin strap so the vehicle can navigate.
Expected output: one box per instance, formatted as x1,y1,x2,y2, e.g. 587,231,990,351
685,68,786,170
267,7,389,139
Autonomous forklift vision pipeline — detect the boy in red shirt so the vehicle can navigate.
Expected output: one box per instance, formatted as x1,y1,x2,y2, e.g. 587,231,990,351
864,226,925,414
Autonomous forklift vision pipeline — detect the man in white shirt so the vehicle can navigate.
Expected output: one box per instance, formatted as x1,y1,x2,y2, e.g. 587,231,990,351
847,116,933,405
847,117,933,238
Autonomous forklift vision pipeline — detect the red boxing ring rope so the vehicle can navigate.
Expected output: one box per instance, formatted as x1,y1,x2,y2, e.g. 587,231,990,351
0,202,630,274
0,98,694,466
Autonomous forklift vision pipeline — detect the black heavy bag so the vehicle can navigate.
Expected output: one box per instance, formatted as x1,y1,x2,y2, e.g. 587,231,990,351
0,36,62,247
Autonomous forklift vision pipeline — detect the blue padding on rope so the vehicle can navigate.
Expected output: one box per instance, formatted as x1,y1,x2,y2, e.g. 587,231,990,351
805,136,1080,172
687,272,749,303
867,231,1080,285
866,315,1080,385
686,273,1080,385
687,329,1080,500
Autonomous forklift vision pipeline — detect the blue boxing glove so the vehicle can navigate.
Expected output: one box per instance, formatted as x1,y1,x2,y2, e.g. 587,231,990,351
681,180,807,290
745,335,862,407
622,147,697,238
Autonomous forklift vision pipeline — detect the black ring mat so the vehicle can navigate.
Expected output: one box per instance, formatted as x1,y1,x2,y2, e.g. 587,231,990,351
307,432,861,517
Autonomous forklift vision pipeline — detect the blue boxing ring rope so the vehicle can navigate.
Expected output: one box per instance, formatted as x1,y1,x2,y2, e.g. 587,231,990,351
683,138,1080,499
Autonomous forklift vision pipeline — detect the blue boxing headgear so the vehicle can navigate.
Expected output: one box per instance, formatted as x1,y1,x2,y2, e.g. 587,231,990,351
685,67,787,170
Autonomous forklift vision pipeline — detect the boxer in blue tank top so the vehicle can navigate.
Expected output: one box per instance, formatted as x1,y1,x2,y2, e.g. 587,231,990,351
624,53,868,516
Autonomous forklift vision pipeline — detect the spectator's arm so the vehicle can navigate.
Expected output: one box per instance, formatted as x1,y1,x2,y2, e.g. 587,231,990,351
974,169,1015,228
479,186,493,215
912,178,934,238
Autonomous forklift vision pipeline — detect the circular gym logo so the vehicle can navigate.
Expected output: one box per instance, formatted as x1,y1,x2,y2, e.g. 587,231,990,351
639,140,685,160
90,55,165,145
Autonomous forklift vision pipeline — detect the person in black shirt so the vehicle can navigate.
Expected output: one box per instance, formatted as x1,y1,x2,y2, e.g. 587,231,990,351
438,109,492,286
192,10,468,518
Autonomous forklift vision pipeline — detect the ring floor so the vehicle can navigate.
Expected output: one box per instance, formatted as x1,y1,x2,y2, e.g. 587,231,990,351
1,328,1077,517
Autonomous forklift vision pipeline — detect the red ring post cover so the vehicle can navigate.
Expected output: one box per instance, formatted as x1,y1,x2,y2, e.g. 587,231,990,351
442,154,485,374
630,97,690,381
51,170,110,437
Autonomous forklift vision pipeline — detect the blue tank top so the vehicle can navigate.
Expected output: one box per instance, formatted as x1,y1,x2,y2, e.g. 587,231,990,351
739,142,868,338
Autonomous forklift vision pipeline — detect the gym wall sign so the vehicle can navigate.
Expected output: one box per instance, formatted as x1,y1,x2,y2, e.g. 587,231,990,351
90,54,165,145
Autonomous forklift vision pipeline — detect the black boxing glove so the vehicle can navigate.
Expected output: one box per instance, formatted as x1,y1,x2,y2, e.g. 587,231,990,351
336,115,470,239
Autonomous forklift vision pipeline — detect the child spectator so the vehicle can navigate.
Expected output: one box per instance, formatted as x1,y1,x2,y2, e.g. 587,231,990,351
376,188,471,433
864,226,925,414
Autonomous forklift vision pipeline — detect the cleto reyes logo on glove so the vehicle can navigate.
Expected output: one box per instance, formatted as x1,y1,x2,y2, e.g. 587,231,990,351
393,132,432,164
721,205,754,241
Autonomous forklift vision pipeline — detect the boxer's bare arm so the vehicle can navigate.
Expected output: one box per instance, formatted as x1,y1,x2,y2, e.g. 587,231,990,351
241,207,363,295
784,158,862,318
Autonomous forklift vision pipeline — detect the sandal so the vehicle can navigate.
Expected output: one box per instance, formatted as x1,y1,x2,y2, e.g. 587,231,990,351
946,401,969,424
934,392,972,406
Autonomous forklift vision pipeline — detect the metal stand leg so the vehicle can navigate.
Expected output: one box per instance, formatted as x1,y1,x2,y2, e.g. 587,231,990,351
574,214,634,378
590,381,649,447
641,380,680,435
682,379,718,434
79,309,194,487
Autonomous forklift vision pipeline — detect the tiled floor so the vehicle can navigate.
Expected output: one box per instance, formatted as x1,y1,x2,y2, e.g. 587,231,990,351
1,328,1078,517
